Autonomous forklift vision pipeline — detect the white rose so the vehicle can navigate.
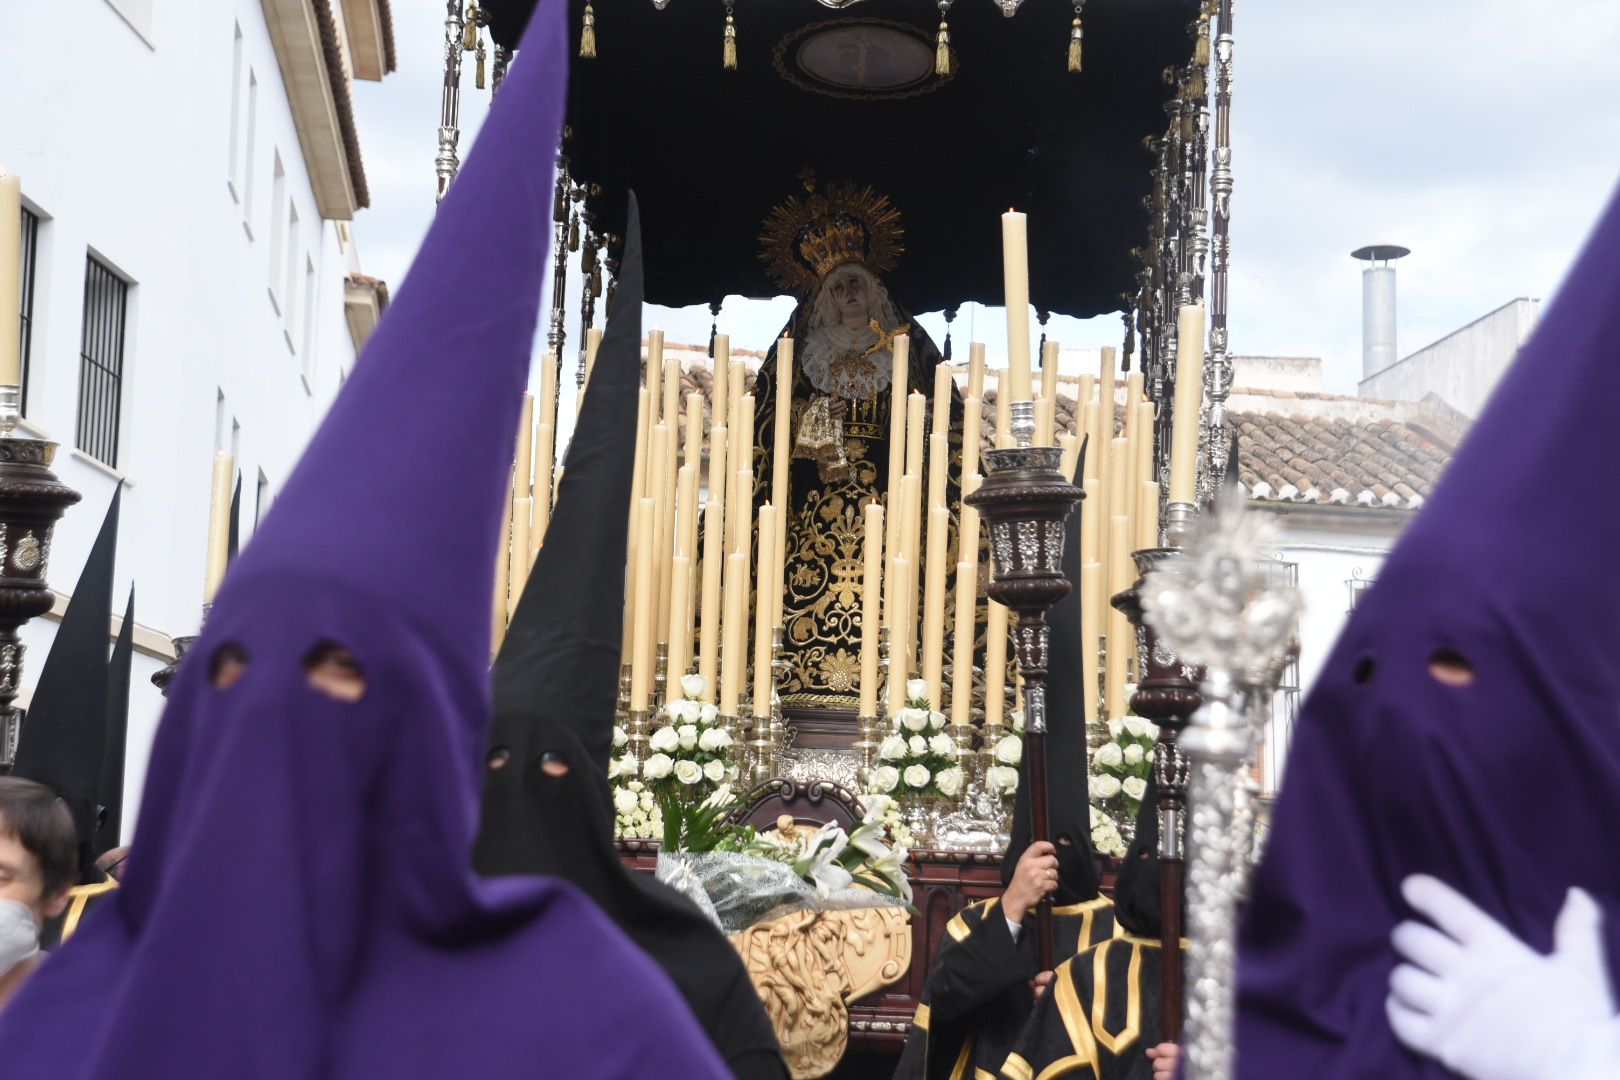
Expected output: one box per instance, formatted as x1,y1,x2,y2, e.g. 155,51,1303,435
665,699,700,724
639,791,655,810
674,759,704,785
906,678,929,702
878,735,908,761
677,724,699,751
1009,708,1026,733
987,765,1020,795
1090,774,1122,799
872,766,901,794
1123,743,1144,766
903,764,932,789
908,735,928,756
703,759,726,783
613,726,628,749
649,726,680,753
928,734,956,757
928,710,947,732
1141,719,1160,741
1122,776,1148,802
1094,743,1125,769
899,707,930,733
643,753,674,779
627,779,644,793
681,673,707,699
935,766,965,798
613,788,637,816
1108,718,1124,739
699,727,731,752
699,703,720,725
994,734,1022,766
1123,717,1151,739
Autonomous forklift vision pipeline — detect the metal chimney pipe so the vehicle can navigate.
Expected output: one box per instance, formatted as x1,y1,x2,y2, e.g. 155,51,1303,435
1351,244,1410,379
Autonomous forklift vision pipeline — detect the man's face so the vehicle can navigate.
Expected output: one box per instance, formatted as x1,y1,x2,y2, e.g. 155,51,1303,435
0,829,68,925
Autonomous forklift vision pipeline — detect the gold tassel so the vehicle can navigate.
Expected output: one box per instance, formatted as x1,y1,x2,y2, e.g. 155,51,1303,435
476,39,487,89
723,11,737,71
1195,29,1210,68
462,6,479,52
935,21,951,76
1068,17,1083,73
568,212,580,253
580,2,597,59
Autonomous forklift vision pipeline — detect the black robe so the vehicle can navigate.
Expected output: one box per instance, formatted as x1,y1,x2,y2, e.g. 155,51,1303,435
1000,935,1174,1080
38,878,118,951
894,896,1118,1080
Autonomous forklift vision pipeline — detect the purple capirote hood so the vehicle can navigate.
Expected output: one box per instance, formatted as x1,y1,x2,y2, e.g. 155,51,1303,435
0,2,729,1076
1235,178,1620,1077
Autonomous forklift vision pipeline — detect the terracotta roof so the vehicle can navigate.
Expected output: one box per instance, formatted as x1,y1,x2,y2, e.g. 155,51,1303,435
313,0,370,209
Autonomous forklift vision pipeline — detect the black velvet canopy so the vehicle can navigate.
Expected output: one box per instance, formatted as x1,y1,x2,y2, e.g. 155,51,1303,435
485,0,1200,318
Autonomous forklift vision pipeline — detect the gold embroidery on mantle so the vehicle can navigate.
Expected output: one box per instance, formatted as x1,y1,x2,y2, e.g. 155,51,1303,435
730,905,912,1079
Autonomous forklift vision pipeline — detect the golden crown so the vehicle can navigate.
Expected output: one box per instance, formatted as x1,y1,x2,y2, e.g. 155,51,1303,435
759,178,904,296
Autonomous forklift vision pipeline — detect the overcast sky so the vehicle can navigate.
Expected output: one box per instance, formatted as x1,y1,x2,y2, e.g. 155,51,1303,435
352,1,1620,400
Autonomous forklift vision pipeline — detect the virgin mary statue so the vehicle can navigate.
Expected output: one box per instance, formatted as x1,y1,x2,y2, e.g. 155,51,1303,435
751,179,966,717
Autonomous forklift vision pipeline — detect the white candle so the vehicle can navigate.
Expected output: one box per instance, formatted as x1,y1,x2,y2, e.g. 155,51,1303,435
0,174,20,389
860,503,884,718
950,559,976,729
203,451,235,603
922,504,950,710
968,341,986,401
668,553,692,679
698,501,724,703
752,506,778,718
1001,211,1033,404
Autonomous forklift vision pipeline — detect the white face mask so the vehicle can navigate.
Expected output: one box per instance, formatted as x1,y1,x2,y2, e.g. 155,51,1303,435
0,898,41,974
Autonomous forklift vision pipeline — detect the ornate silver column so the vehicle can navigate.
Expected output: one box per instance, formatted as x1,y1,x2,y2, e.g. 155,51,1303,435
434,0,466,203
1205,0,1237,489
1141,494,1300,1080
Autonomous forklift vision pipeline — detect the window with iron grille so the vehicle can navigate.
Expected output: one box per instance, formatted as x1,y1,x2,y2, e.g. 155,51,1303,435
18,208,39,414
77,256,128,467
1347,569,1376,613
1264,558,1302,793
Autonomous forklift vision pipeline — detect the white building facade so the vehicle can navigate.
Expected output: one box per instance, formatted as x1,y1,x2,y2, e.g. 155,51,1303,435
1,0,394,834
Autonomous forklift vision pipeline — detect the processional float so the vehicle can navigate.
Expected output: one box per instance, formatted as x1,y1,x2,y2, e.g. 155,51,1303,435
434,2,1282,1076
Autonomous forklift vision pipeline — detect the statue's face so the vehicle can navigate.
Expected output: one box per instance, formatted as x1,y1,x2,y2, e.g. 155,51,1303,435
826,266,870,323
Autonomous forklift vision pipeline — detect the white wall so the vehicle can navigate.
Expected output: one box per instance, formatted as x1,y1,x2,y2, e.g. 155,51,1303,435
2,0,366,836
1358,298,1539,416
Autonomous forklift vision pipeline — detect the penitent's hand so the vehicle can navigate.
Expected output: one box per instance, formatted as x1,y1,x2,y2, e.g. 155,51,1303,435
1031,971,1053,1000
1387,874,1620,1080
1144,1043,1179,1080
1004,841,1059,924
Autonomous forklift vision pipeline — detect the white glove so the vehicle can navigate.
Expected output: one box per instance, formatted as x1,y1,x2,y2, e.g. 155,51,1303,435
1386,874,1620,1080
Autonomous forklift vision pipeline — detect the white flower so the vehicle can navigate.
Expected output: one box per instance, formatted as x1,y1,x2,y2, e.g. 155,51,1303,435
928,710,947,732
1090,774,1122,799
1122,776,1148,801
677,724,699,751
928,733,956,757
1123,717,1151,739
872,766,901,794
699,702,720,725
613,788,637,816
994,734,1022,766
1108,718,1124,739
1141,719,1160,740
627,780,644,793
987,765,1020,796
847,819,891,860
613,726,628,749
908,735,928,756
1009,708,1026,733
698,727,732,752
607,754,637,780
703,759,727,783
907,678,929,702
935,766,965,798
871,845,914,903
673,759,704,785
878,735,908,761
649,726,680,754
1094,743,1125,769
643,753,673,779
681,673,707,699
1092,819,1125,858
903,764,932,789
899,707,931,733
666,698,702,724
701,785,735,810
1123,743,1144,766
639,791,655,810
860,794,895,824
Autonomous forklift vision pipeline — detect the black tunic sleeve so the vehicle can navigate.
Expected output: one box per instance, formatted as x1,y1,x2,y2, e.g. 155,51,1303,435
927,900,1036,1025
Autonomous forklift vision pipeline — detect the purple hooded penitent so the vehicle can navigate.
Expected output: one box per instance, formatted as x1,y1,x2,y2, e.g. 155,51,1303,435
1235,179,1620,1077
0,2,728,1076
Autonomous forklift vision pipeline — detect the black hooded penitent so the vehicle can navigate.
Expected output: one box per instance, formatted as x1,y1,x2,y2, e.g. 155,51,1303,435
473,195,786,1080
